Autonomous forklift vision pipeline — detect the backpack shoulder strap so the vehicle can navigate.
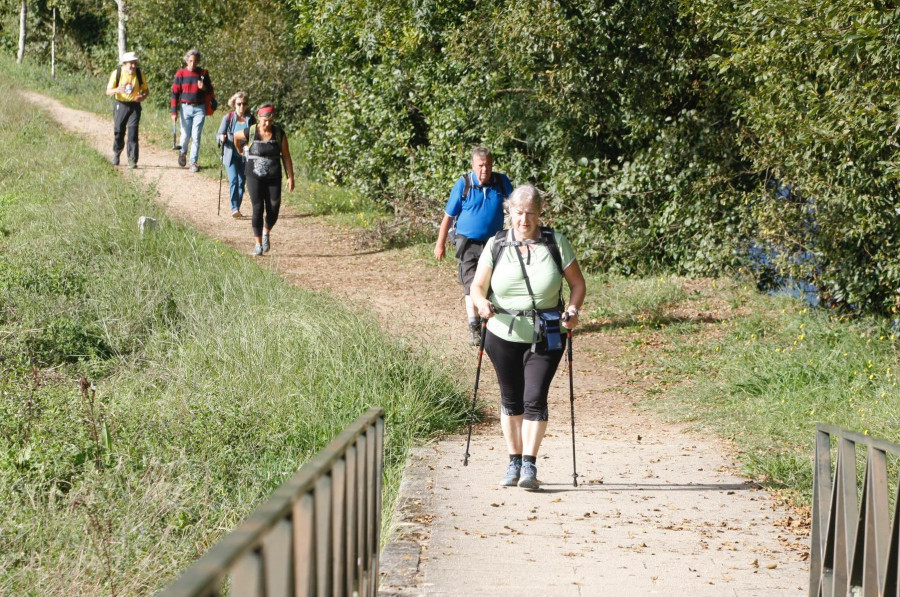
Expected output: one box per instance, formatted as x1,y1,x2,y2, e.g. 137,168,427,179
460,173,472,203
540,226,564,275
136,67,144,87
114,65,122,88
490,229,509,268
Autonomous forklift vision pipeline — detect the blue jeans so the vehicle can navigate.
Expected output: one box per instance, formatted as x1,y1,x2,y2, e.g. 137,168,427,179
225,154,246,212
179,103,206,165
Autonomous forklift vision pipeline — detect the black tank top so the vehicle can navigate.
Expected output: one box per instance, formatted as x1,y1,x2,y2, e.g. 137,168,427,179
245,124,283,180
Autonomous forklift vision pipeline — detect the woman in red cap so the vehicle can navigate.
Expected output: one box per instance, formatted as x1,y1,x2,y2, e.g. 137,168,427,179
234,103,295,256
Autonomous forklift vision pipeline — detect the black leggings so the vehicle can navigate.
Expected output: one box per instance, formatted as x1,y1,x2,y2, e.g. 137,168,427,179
247,176,282,237
484,330,566,421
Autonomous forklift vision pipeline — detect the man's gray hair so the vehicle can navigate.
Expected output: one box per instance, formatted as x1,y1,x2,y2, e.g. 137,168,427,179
471,146,492,161
504,184,545,219
184,49,201,63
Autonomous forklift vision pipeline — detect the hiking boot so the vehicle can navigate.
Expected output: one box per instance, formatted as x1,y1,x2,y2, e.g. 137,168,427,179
189,163,199,173
261,234,270,253
178,152,187,167
231,209,241,219
469,321,481,347
252,243,263,256
499,459,522,487
128,160,137,169
111,154,120,166
518,462,539,490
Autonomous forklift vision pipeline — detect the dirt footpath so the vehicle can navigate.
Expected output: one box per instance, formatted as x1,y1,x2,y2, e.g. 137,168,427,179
25,91,809,596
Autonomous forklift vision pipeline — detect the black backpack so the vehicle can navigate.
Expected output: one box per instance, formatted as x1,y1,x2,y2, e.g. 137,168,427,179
114,65,144,89
490,226,564,276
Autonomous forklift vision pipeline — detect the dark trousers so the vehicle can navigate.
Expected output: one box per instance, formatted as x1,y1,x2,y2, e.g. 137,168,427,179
247,176,282,236
484,330,566,421
113,101,141,163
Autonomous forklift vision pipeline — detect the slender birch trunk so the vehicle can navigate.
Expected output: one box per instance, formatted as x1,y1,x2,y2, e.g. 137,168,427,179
17,0,26,64
115,0,127,58
51,8,56,78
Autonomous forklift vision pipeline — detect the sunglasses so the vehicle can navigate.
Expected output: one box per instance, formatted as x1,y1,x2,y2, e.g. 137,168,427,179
235,102,246,105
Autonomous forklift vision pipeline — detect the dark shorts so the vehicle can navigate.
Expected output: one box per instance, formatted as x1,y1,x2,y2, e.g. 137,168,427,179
454,236,485,295
484,330,566,421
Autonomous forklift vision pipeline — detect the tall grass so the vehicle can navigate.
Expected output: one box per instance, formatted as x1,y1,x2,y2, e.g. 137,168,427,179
0,73,468,594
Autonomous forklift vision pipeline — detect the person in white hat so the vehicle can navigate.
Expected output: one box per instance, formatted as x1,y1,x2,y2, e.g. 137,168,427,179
105,51,149,168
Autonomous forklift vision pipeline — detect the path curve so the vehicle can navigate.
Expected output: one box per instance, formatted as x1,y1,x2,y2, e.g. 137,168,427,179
24,90,809,596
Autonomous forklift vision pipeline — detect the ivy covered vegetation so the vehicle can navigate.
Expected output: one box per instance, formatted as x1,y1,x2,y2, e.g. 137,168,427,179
4,0,900,314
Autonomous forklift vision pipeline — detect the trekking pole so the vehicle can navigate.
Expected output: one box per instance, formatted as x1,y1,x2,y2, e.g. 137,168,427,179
172,123,181,151
217,141,224,216
566,324,579,487
463,321,488,466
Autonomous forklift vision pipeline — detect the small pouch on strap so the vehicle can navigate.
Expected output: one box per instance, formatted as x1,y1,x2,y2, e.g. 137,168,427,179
539,311,564,351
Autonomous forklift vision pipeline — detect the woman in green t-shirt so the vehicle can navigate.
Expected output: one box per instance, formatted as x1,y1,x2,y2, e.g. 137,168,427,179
470,184,586,490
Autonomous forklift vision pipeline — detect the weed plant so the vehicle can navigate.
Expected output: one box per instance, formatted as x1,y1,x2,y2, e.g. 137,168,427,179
0,75,468,594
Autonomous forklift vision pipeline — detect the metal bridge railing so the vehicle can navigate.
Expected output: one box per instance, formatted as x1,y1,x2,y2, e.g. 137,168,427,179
809,423,900,597
162,407,385,597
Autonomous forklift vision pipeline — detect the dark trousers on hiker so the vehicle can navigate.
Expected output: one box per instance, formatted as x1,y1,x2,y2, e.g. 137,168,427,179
113,100,141,164
247,176,282,236
484,330,566,421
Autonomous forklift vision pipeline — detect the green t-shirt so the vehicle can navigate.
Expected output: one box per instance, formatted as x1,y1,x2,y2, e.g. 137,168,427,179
479,230,577,343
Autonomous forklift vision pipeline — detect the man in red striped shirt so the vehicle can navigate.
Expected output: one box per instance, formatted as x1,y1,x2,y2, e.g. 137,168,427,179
170,49,215,173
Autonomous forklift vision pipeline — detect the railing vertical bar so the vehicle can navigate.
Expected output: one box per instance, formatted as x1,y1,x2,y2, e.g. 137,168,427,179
810,428,833,597
861,448,890,596
332,458,347,597
356,434,368,596
345,444,358,596
885,472,900,597
230,551,264,597
315,475,333,597
293,493,316,597
370,417,384,597
833,437,859,595
263,518,294,597
364,425,376,596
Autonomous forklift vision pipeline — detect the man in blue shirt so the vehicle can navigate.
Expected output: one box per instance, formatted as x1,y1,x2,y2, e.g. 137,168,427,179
434,147,513,345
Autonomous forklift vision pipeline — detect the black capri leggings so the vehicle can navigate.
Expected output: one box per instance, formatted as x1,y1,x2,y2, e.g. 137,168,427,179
484,330,566,421
247,176,282,237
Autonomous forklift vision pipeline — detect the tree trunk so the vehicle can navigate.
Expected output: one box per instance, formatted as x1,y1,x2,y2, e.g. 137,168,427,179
115,0,127,59
17,0,26,64
51,8,56,78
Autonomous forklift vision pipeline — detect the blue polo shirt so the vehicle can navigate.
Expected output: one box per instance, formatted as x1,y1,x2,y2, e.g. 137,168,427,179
444,172,513,242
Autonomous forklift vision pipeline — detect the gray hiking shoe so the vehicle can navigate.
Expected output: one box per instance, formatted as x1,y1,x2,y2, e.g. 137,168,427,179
500,459,522,487
518,462,539,490
252,243,263,256
262,233,270,253
189,163,199,173
469,321,481,347
178,152,186,167
111,154,120,166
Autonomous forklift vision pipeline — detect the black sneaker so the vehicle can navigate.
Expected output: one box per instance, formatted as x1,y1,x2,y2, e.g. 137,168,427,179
111,154,120,166
178,152,187,168
469,322,481,347
128,160,137,169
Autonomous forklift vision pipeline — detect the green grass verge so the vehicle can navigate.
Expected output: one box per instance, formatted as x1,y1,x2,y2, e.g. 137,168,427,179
583,273,900,505
0,71,468,594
